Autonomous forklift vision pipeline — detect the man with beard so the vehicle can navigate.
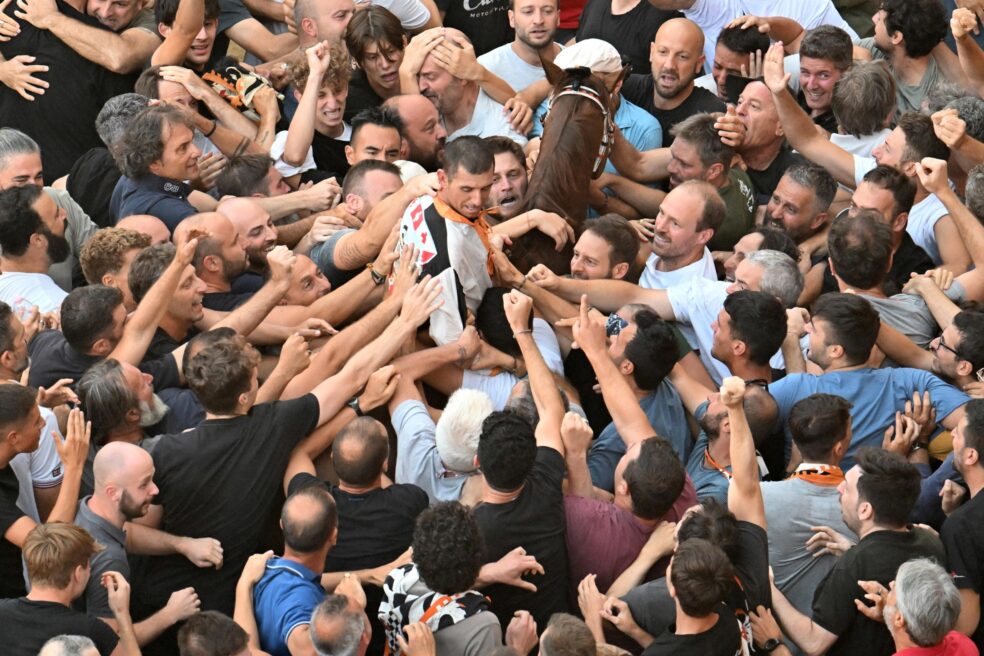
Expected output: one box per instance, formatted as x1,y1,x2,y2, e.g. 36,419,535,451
218,198,278,294
621,18,725,146
0,185,71,313
385,94,448,171
485,137,529,220
764,161,837,275
175,213,251,312
12,0,161,75
940,400,984,651
478,0,563,93
74,442,223,646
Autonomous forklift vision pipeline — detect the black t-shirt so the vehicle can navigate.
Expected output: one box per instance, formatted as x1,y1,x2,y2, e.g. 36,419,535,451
208,0,253,70
796,91,839,134
345,69,385,122
473,446,570,630
0,598,119,656
0,1,135,180
817,230,934,296
144,327,187,363
811,527,945,656
0,465,27,599
942,491,984,651
203,291,252,311
621,75,725,147
436,0,512,55
575,0,681,73
641,605,742,656
745,146,805,206
231,271,266,294
67,147,122,229
312,130,351,180
140,395,320,616
288,472,428,656
27,329,181,393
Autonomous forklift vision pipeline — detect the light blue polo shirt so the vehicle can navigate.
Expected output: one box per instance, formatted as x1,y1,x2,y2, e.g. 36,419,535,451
253,557,325,656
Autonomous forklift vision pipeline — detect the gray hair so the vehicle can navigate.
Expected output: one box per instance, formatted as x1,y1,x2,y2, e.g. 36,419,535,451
311,595,364,656
747,249,804,308
77,358,139,447
894,558,961,647
96,93,150,148
0,128,40,172
947,96,984,142
831,61,896,138
114,104,191,179
966,164,984,222
784,161,838,215
39,635,98,656
924,79,976,113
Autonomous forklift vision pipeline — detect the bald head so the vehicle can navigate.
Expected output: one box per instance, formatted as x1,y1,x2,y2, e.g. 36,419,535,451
331,418,388,487
654,17,704,53
116,214,170,245
650,18,706,101
174,212,248,280
93,441,150,487
92,441,158,520
217,197,277,265
281,485,338,553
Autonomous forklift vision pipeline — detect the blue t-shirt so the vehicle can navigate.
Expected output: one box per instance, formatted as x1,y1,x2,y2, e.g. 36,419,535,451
769,368,969,470
685,401,730,503
588,380,690,492
254,557,324,656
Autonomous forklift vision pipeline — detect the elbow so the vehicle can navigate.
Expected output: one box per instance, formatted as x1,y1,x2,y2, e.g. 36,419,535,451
106,53,139,75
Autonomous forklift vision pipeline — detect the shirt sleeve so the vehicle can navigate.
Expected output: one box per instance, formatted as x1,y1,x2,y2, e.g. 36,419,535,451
85,549,129,618
392,399,442,490
918,371,971,425
532,318,564,376
280,587,327,646
373,0,431,29
270,130,317,178
30,410,64,489
287,472,329,496
89,613,121,655
271,394,321,449
810,556,863,635
218,0,254,30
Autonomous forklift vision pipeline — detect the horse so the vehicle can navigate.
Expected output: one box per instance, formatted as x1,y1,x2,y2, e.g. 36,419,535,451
506,59,624,275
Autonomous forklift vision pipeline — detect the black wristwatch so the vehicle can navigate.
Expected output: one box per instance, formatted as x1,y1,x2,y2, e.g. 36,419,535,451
347,396,364,416
760,638,782,653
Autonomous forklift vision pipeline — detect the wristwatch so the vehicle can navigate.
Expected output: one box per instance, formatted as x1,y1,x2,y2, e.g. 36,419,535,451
760,638,782,653
368,264,386,286
347,396,364,417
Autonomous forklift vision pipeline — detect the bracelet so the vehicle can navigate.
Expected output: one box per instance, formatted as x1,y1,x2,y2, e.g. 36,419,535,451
516,277,527,290
513,329,533,337
203,120,217,138
910,444,926,454
368,264,386,285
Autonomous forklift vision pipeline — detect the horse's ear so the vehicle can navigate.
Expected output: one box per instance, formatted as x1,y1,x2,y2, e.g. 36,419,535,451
542,55,565,87
613,63,631,93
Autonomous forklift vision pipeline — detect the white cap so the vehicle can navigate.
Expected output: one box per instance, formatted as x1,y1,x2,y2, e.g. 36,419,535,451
553,39,623,74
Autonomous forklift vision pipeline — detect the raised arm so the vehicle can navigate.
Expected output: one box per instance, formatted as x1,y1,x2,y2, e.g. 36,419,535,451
224,18,298,62
152,0,205,66
283,41,329,167
876,321,935,370
608,130,672,183
529,265,675,318
667,362,715,415
762,43,856,188
504,290,565,453
721,377,766,528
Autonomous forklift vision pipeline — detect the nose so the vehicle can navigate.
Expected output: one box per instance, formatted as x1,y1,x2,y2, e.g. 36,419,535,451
150,482,160,496
195,25,208,40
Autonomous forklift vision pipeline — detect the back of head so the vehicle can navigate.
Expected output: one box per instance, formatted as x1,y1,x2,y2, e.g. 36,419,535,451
670,113,734,171
954,312,984,380
785,161,837,216
828,209,893,290
855,447,921,527
540,613,596,656
723,290,786,366
947,96,984,143
61,286,124,353
752,226,800,263
679,179,726,234
181,327,239,373
332,417,389,486
413,501,484,594
96,94,150,149
114,104,192,179
670,538,735,617
282,485,338,553
477,410,536,491
788,394,853,461
743,386,779,448
717,24,769,56
0,383,39,433
897,112,950,164
0,185,43,256
341,158,402,198
961,398,984,461
965,164,984,222
624,310,677,390
832,61,896,138
477,287,530,358
862,165,916,216
585,214,640,269
216,154,275,197
811,292,880,365
80,228,151,286
24,523,102,589
435,388,492,473
442,136,494,180
350,105,404,142
78,359,138,447
39,635,98,656
895,558,962,647
345,5,405,65
310,595,365,656
882,0,946,58
185,336,260,414
178,611,250,656
677,497,740,560
624,436,686,520
800,25,852,71
0,302,14,356
286,42,351,93
128,243,174,304
0,128,40,172
746,249,803,308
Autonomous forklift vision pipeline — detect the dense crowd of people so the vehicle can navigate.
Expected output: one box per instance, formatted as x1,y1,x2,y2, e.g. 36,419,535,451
2,0,984,654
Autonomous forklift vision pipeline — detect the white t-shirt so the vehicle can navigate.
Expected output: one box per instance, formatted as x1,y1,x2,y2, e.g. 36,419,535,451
0,272,68,314
907,194,948,266
478,44,562,93
639,247,717,290
685,0,857,74
269,124,353,178
372,0,432,30
461,318,564,410
11,407,63,521
666,277,732,383
448,89,528,146
830,129,890,158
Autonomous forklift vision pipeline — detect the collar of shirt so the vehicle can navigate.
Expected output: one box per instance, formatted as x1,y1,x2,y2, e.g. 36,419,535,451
133,173,191,199
265,557,321,582
76,495,127,547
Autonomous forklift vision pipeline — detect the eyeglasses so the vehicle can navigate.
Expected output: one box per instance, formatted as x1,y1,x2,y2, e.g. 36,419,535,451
934,333,984,382
606,313,629,337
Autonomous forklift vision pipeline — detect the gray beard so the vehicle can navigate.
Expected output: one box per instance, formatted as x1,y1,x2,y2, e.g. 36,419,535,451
139,394,170,427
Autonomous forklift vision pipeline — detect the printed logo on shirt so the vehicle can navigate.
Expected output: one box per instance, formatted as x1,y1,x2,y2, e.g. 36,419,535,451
163,182,181,193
